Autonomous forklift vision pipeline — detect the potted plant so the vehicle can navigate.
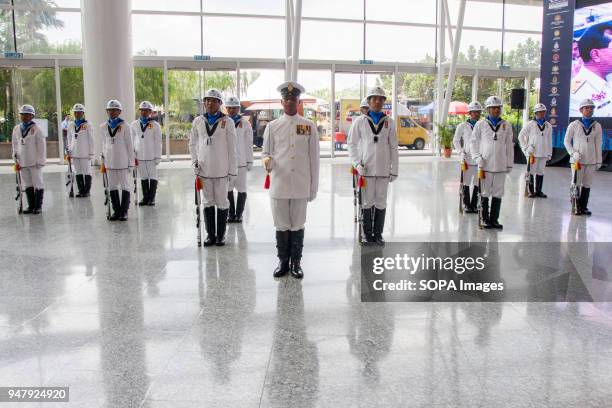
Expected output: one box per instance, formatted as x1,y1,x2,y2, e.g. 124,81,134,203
436,122,455,158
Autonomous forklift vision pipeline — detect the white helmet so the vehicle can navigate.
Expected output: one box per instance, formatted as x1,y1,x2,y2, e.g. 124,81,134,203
467,101,483,112
579,99,595,109
204,88,223,103
367,86,387,101
485,96,503,108
533,103,547,113
106,99,123,110
19,104,35,115
72,103,85,113
360,98,368,108
139,101,154,110
225,96,241,108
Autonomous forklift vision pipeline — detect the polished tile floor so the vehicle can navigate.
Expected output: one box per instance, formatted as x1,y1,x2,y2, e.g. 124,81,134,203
1,157,612,408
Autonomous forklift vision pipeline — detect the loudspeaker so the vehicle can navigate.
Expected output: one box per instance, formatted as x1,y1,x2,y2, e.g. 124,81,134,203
510,89,525,109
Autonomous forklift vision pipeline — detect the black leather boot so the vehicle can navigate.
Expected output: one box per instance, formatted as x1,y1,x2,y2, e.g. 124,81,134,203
235,192,247,223
362,207,375,244
528,175,536,197
580,187,591,216
216,208,228,246
203,206,216,246
273,230,290,278
480,196,491,229
373,208,386,245
119,190,130,221
290,229,305,279
139,179,149,206
462,185,474,213
227,191,236,222
490,197,503,229
23,187,35,214
84,175,92,197
109,190,121,221
75,174,85,197
148,179,157,206
469,186,480,213
32,189,44,214
535,175,547,198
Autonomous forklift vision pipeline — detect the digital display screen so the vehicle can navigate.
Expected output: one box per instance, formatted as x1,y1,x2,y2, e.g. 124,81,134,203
570,2,612,117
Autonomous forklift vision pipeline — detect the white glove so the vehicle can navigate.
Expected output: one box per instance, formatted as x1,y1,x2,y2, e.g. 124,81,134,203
475,156,484,167
356,164,365,175
13,153,19,163
309,191,317,202
192,161,199,176
155,158,161,165
571,152,580,161
247,162,253,171
390,174,398,182
546,155,551,161
66,149,72,156
459,151,466,162
526,146,535,156
596,163,602,170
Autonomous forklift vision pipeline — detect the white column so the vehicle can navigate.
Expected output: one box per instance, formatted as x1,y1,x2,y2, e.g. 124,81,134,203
163,59,170,160
522,72,531,127
441,0,466,125
330,65,336,158
54,59,64,162
392,65,398,123
471,70,479,102
435,0,446,155
290,0,302,82
80,0,135,161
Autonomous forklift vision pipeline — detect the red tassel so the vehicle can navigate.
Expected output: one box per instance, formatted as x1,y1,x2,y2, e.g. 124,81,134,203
195,177,202,191
264,173,270,189
358,176,365,188
351,166,358,176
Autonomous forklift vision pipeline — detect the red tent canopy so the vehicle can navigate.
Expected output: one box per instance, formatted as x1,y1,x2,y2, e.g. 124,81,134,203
448,101,469,115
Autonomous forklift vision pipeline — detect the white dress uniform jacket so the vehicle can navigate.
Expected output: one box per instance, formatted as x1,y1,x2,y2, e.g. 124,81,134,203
262,113,320,200
131,119,162,161
100,120,135,170
471,118,514,173
518,120,553,158
12,123,46,168
348,114,399,177
189,114,238,179
234,116,254,168
67,120,94,159
453,120,477,165
564,119,603,165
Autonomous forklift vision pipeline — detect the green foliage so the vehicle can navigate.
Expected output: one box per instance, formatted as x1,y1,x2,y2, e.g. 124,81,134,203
435,122,455,149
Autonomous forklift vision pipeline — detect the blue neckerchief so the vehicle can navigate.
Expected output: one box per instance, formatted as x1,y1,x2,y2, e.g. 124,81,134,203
580,117,593,129
107,117,123,130
139,117,150,126
75,118,86,128
205,111,221,126
467,119,477,127
487,115,501,127
368,110,383,125
20,121,34,133
231,114,241,125
535,118,545,127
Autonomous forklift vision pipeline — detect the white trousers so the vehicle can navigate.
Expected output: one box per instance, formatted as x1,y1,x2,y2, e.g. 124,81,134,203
362,177,389,210
202,177,229,209
480,172,506,198
73,158,91,175
108,169,131,191
271,198,308,231
462,164,476,187
20,166,44,189
574,164,596,188
527,157,547,176
229,166,248,193
137,160,158,180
